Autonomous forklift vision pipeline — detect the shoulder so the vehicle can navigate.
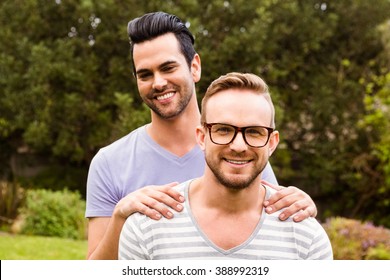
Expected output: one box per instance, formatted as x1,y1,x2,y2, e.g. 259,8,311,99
172,180,191,195
91,126,147,162
102,126,146,153
263,184,277,198
262,162,278,185
125,180,192,226
263,185,324,232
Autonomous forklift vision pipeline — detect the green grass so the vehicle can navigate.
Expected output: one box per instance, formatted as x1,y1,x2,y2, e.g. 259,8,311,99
0,232,87,260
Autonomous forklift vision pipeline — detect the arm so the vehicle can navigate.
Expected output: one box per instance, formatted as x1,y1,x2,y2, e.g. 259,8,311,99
87,216,121,260
262,180,317,222
87,182,184,259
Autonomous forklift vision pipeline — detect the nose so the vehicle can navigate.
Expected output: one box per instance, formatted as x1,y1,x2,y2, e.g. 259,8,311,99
229,131,248,152
152,73,167,91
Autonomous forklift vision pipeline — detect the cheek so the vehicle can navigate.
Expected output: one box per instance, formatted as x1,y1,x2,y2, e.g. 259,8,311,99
137,82,151,96
260,150,269,163
204,147,215,163
204,145,223,161
137,77,152,88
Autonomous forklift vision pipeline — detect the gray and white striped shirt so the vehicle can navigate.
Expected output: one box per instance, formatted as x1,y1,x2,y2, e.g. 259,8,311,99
119,180,333,260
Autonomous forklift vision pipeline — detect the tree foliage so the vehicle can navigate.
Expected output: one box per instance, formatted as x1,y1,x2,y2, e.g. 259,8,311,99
0,0,389,226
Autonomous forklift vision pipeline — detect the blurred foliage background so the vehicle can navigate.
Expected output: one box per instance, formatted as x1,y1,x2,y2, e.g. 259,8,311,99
0,0,390,234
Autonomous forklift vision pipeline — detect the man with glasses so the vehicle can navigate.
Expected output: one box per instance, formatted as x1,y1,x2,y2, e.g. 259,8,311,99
118,72,333,260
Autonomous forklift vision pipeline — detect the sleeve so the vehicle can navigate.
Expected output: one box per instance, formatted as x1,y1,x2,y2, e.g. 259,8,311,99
307,224,334,260
85,149,119,218
261,162,278,185
118,215,150,260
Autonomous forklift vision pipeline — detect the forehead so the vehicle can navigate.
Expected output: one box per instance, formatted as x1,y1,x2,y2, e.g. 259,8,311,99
205,89,272,126
132,33,185,70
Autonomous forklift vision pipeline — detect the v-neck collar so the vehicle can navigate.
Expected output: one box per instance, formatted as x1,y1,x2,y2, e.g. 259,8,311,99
184,181,270,255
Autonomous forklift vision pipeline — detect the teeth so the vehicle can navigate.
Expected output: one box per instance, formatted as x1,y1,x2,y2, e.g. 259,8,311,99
226,159,250,165
157,92,174,100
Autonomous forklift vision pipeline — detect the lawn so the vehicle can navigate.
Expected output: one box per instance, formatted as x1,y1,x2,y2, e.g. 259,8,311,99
0,232,87,260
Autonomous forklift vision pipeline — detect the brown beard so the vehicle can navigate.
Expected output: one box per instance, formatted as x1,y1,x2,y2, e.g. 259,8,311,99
143,85,193,119
205,155,267,190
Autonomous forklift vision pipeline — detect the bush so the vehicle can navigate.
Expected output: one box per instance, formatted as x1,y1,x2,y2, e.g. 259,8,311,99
323,217,390,259
19,189,86,240
0,181,25,227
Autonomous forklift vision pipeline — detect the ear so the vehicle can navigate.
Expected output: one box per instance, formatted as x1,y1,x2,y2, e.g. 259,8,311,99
268,130,279,156
191,53,201,83
195,125,206,151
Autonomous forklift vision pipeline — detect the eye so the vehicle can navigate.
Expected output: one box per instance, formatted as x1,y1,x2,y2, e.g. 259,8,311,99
161,65,176,72
137,72,152,81
246,127,267,137
213,125,234,135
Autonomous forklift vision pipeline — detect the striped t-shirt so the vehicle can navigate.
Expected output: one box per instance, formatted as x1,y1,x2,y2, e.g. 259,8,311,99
119,180,333,260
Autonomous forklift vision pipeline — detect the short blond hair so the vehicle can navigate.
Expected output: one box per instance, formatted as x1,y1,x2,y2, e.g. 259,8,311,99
201,72,275,128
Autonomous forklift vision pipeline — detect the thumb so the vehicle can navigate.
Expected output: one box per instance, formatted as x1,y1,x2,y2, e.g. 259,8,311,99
164,182,180,188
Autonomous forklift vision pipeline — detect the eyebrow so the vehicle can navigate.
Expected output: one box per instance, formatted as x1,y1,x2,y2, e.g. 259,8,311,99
159,60,179,69
135,60,179,76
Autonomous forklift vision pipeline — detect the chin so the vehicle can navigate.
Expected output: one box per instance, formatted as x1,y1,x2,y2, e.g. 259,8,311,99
220,177,252,190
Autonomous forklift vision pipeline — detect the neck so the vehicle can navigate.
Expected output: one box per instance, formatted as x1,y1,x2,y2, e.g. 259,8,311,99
147,94,200,157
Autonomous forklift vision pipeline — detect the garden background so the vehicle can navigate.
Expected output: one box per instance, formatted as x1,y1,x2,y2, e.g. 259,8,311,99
0,0,389,259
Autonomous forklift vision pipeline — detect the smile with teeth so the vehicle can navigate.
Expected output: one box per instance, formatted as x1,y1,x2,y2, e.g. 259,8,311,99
156,92,175,100
225,159,251,165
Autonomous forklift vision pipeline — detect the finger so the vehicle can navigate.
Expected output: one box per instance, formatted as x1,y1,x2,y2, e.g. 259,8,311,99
261,180,285,191
271,193,317,221
135,202,163,220
158,183,185,203
147,182,184,203
292,206,317,222
263,186,296,208
264,189,308,214
161,181,180,189
139,196,179,219
143,190,184,215
118,198,164,220
292,209,309,222
275,200,308,221
142,188,184,212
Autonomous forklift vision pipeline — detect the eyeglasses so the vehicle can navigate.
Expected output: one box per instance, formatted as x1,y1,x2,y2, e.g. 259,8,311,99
203,123,274,148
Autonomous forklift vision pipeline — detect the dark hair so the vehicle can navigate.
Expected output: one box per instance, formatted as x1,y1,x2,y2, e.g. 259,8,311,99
127,12,196,73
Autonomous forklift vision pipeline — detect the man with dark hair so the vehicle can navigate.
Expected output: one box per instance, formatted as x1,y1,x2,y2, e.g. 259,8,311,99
86,12,317,260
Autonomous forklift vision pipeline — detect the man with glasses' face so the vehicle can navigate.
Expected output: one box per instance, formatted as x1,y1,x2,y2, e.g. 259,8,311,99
198,72,279,192
119,72,333,260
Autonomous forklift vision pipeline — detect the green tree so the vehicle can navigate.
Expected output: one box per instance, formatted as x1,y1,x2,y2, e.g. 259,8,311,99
0,0,150,190
359,22,390,225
